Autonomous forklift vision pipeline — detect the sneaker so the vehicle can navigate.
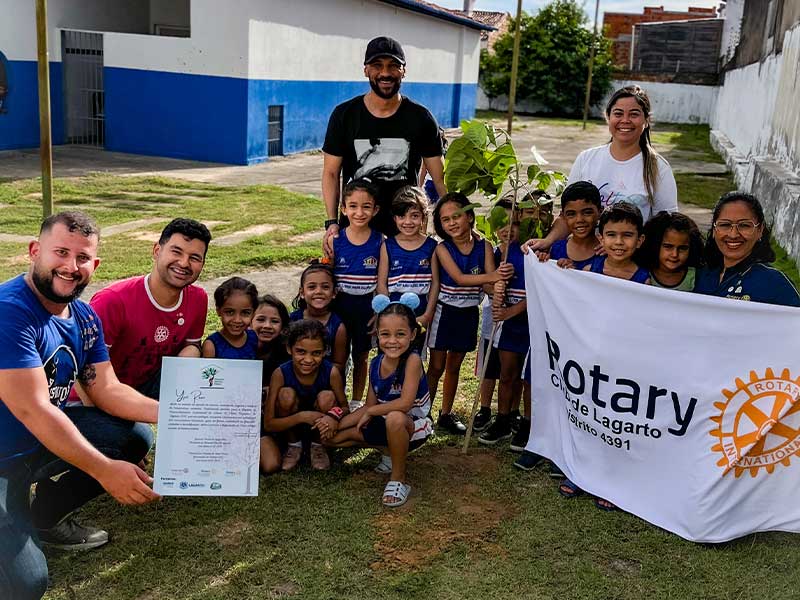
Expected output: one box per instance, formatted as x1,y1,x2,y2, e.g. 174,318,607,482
513,450,544,471
548,462,565,479
509,419,530,452
478,416,512,446
37,514,109,551
472,408,492,432
437,411,467,435
281,444,302,471
310,443,331,470
509,410,522,433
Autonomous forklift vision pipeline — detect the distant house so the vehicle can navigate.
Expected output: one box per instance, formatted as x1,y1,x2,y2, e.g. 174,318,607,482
0,0,491,165
604,5,718,68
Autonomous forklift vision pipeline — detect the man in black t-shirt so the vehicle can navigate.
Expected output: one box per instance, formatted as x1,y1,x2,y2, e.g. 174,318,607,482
322,36,446,254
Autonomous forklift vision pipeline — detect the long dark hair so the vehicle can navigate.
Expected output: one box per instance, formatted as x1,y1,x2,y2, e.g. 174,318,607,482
605,85,663,206
433,192,475,241
375,302,421,392
213,276,258,310
636,211,704,270
704,192,774,268
292,261,335,311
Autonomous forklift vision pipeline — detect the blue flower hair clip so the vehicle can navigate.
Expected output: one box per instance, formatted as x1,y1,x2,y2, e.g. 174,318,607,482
371,293,420,313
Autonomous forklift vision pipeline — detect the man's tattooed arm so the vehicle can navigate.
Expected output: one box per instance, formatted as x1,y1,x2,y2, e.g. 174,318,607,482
78,363,98,388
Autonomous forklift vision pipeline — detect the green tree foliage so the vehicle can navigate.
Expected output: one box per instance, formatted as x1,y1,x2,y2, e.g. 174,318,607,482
480,0,613,116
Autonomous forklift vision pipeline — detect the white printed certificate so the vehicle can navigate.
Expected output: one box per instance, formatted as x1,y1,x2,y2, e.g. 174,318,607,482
153,357,262,496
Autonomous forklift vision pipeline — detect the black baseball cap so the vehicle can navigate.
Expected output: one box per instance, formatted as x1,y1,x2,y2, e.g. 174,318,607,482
364,36,406,66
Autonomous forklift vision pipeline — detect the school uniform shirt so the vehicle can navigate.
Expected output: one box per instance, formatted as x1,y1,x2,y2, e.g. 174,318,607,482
90,274,207,389
549,239,596,270
369,354,433,442
0,275,108,464
279,359,334,409
492,242,530,354
694,260,800,307
385,236,437,315
568,144,677,221
205,330,259,360
588,256,650,284
438,236,487,307
333,229,382,295
289,309,343,362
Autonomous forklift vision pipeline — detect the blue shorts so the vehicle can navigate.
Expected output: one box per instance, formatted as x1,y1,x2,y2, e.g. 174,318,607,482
428,303,479,352
334,292,374,354
361,415,430,451
477,337,501,380
492,314,530,355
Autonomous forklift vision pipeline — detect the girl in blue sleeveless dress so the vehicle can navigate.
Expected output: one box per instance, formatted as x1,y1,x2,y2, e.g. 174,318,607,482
202,277,259,359
290,262,348,374
377,186,439,350
262,320,347,473
331,179,383,408
426,193,512,435
325,294,433,507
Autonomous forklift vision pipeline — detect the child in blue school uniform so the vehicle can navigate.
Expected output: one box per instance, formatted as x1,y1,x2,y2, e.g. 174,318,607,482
332,179,384,409
479,204,531,449
202,277,259,359
290,261,348,373
262,319,348,472
537,181,603,270
325,294,434,508
377,186,439,351
426,192,512,435
583,202,650,284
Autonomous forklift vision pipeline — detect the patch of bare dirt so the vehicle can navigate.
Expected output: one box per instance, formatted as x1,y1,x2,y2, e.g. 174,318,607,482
212,224,292,247
369,448,514,572
268,581,301,598
215,518,252,547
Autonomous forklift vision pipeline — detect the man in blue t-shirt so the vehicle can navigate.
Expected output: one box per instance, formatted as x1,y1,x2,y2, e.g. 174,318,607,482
0,212,160,600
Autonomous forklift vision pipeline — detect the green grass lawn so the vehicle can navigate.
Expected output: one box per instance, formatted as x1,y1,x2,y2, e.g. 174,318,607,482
0,175,323,282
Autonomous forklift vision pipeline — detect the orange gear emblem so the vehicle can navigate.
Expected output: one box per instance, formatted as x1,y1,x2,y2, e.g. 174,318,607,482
710,368,800,478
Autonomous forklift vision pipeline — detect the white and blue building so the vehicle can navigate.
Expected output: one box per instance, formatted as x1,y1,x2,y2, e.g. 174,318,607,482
0,0,488,164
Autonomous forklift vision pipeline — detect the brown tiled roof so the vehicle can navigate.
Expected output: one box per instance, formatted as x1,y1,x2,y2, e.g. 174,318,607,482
411,1,504,30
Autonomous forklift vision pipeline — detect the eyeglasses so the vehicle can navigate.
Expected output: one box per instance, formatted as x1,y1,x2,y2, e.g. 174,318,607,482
713,220,761,235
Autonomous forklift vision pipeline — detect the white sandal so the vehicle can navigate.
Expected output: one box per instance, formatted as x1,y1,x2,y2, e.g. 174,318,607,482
382,480,411,508
374,454,393,474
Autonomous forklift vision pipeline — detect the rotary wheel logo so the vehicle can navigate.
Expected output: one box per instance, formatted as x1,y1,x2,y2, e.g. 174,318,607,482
154,325,169,343
710,368,800,477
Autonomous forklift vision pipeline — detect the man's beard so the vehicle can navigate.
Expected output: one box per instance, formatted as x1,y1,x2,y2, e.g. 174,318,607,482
369,75,401,100
32,268,88,303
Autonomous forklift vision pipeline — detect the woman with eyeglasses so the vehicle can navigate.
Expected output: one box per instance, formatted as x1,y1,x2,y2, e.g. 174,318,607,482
694,192,800,307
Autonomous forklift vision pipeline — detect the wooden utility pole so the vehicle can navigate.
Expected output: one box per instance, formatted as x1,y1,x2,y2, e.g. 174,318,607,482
506,0,523,134
581,0,601,130
36,0,54,218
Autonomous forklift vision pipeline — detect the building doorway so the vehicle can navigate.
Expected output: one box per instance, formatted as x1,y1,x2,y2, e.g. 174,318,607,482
62,30,104,147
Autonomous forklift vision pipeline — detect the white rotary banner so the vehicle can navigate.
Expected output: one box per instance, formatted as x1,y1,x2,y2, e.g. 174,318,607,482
524,255,800,543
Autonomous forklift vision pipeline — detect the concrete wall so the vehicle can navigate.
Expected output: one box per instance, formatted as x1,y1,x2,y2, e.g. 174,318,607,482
149,0,190,34
596,79,718,124
712,21,800,267
478,78,717,124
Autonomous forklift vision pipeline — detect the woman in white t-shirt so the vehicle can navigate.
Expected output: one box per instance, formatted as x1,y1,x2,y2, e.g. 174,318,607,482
528,85,678,251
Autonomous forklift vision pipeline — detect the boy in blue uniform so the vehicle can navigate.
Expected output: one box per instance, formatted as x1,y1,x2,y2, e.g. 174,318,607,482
0,212,159,600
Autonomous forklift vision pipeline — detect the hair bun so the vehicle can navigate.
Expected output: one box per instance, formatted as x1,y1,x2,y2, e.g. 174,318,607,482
371,295,392,313
398,292,420,311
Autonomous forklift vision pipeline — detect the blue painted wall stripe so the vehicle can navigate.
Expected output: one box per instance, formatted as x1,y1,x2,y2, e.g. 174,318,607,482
2,63,476,166
0,60,64,151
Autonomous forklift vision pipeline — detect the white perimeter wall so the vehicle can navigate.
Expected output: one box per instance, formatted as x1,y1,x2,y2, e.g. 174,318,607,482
712,23,800,173
594,79,718,124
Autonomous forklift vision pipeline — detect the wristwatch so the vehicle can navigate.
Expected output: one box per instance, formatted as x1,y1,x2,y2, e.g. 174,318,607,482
324,219,339,229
